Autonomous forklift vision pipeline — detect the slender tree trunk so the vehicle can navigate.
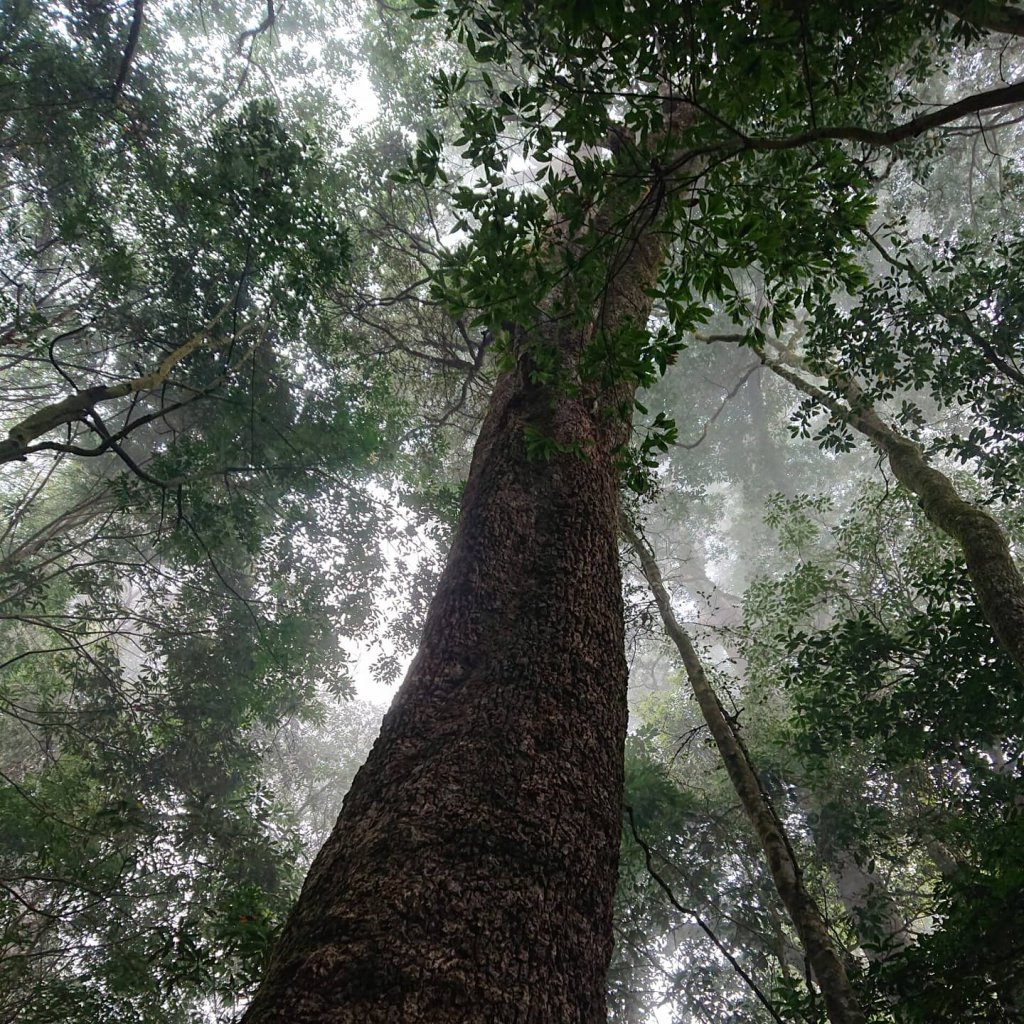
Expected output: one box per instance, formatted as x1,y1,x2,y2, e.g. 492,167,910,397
241,181,670,1022
621,518,867,1024
763,348,1024,676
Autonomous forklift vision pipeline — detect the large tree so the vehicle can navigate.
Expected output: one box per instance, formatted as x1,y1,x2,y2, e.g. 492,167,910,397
240,2,1024,1021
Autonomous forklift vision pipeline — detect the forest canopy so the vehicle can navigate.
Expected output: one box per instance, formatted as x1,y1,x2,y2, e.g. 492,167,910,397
1,1,1023,1022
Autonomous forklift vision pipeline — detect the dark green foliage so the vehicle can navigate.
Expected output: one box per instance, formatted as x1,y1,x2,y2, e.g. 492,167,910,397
877,814,1024,1022
5,0,1024,1019
395,0,991,520
0,3,402,1020
803,231,1024,498
784,561,1022,764
741,484,1024,1021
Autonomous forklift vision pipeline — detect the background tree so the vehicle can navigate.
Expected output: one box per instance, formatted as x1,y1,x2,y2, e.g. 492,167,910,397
0,3,407,1020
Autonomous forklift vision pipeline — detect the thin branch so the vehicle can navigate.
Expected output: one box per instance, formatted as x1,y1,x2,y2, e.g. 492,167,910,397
625,806,786,1024
677,361,760,450
858,226,1024,388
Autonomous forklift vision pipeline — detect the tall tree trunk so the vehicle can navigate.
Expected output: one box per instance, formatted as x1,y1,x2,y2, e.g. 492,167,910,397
621,518,867,1024
241,184,670,1022
762,347,1024,676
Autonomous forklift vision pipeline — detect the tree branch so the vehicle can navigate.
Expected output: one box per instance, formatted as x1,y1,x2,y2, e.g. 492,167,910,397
622,515,867,1024
742,79,1024,152
741,335,1024,676
938,0,1024,37
235,0,277,54
677,361,761,450
662,79,1024,184
0,306,246,466
112,0,145,101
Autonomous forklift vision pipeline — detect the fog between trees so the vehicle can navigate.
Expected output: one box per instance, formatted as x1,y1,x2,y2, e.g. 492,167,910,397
1,1,1023,1022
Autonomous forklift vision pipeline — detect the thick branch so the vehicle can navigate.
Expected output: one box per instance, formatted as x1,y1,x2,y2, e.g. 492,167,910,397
621,516,867,1024
236,0,277,53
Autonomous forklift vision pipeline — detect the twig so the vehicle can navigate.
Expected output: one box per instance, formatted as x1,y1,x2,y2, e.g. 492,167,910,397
625,805,785,1024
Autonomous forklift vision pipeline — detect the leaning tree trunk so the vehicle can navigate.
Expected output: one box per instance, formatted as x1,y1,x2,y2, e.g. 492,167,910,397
763,349,1024,677
240,176,671,1021
621,518,868,1024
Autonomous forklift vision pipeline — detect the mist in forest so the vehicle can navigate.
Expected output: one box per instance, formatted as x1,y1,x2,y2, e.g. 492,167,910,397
1,2,1023,1022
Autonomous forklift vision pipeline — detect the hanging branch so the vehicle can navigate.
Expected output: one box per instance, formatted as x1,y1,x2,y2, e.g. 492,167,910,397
624,806,786,1024
677,361,761,450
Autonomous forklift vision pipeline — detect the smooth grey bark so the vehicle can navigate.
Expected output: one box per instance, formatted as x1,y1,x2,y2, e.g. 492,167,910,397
795,788,912,963
830,849,911,962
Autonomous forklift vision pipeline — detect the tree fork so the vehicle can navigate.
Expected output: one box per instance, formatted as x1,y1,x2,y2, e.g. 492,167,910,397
621,516,868,1024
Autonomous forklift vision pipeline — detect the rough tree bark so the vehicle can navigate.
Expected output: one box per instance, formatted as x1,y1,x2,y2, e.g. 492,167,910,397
240,171,672,1021
621,517,867,1024
762,347,1024,677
